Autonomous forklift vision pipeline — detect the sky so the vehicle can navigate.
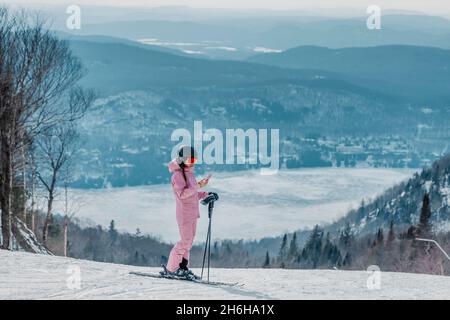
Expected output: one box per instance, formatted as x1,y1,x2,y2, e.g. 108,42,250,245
3,0,450,17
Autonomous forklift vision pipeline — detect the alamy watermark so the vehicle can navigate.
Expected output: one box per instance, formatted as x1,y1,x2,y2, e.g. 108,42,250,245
171,121,279,175
367,5,382,30
366,265,381,290
66,5,81,30
66,265,81,290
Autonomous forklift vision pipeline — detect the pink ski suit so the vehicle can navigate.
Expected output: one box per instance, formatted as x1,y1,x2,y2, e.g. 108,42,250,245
166,159,208,272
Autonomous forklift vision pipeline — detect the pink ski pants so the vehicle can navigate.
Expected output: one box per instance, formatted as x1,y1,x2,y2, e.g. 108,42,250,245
166,219,198,272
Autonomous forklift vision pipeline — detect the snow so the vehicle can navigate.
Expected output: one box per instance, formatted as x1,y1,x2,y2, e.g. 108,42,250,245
53,168,414,243
441,187,450,206
1,250,449,300
252,47,282,53
13,217,52,255
182,50,204,55
421,108,433,114
424,180,433,193
205,46,237,52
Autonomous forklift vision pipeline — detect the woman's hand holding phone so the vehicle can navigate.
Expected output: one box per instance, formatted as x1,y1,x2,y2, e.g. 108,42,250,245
198,174,212,188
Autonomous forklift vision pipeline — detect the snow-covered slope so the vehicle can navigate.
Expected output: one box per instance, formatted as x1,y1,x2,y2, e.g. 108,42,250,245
1,250,449,300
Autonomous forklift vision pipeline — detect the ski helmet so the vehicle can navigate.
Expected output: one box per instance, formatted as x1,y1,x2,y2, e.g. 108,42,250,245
177,145,198,164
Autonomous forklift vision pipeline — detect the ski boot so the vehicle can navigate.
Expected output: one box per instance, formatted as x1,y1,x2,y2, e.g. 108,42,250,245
179,258,201,280
160,265,196,280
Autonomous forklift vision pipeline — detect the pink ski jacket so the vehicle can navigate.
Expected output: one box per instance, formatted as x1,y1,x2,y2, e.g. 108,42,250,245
168,159,208,224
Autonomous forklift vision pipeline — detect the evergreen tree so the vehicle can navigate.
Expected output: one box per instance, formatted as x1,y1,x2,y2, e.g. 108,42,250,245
288,232,299,258
356,199,366,220
225,241,232,255
409,193,436,272
418,193,432,237
339,222,353,247
386,221,395,248
279,233,288,262
342,252,352,267
135,228,142,238
432,165,440,186
141,254,148,265
263,251,270,268
213,241,219,258
376,228,384,246
108,220,118,244
301,225,324,268
334,249,343,268
405,225,418,239
321,232,334,267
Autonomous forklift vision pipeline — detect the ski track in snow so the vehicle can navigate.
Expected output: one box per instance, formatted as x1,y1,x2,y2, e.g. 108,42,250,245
1,250,449,300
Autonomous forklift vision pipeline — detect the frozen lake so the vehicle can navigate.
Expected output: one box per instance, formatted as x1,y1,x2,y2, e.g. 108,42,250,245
54,168,415,243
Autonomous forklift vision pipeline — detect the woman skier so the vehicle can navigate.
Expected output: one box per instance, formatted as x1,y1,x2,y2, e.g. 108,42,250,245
162,145,210,279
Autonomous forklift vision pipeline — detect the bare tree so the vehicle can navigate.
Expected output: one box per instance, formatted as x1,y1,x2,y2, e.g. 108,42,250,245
62,171,84,257
63,183,72,257
0,8,16,248
36,124,81,246
0,7,93,249
29,150,38,232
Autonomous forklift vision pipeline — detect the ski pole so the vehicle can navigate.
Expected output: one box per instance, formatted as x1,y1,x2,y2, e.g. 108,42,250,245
201,202,214,282
201,216,211,280
207,201,214,282
200,192,218,282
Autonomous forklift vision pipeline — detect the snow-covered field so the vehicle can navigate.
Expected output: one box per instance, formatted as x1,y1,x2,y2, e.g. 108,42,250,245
1,250,449,300
54,168,414,243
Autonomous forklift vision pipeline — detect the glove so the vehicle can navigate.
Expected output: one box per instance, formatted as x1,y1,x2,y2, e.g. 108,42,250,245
201,192,219,205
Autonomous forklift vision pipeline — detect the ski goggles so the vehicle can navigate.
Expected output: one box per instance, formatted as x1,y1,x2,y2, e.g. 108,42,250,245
186,157,197,164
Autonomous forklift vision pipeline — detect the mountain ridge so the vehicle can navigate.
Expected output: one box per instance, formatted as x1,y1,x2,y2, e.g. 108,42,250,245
248,44,450,103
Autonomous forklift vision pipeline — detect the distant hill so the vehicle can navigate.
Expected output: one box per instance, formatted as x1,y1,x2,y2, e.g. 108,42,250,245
65,14,450,60
56,32,192,57
331,154,450,236
248,45,450,104
69,40,345,95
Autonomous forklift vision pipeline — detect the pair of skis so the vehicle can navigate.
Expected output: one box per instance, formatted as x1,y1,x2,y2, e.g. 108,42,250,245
129,266,241,287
